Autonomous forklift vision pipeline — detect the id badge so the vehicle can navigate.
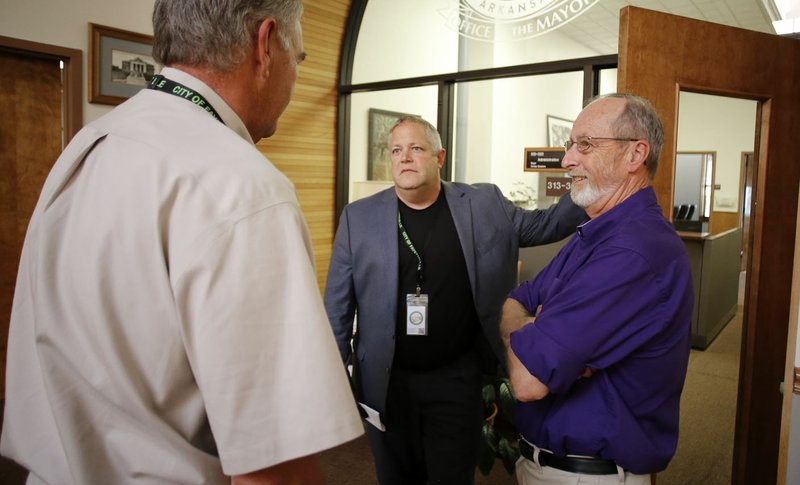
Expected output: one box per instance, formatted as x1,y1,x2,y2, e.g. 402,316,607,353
406,293,429,336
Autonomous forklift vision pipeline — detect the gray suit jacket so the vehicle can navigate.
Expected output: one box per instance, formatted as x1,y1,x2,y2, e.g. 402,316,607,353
323,182,585,416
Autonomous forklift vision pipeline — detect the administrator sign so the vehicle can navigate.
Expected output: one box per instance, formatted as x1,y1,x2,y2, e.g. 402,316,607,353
524,148,565,171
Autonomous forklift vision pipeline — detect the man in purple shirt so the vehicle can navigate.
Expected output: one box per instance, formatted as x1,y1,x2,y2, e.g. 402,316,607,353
501,93,693,484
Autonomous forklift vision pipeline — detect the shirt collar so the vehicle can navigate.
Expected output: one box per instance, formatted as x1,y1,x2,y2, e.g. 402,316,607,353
576,186,659,242
158,67,254,145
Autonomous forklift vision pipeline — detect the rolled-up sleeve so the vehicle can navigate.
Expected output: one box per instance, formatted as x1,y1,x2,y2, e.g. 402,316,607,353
510,246,665,395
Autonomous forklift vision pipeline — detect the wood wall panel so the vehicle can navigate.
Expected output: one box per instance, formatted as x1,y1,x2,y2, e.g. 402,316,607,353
257,0,352,289
710,210,739,235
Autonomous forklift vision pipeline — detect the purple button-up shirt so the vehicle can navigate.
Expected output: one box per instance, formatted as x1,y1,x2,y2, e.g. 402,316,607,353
509,187,693,474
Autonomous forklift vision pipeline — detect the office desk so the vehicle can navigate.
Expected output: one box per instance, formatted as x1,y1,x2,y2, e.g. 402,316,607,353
679,228,741,349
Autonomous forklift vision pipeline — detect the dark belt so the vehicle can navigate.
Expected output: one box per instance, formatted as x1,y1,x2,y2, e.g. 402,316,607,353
518,439,619,475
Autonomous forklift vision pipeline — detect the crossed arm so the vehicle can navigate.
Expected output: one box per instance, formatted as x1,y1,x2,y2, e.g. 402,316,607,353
501,297,597,402
500,298,550,402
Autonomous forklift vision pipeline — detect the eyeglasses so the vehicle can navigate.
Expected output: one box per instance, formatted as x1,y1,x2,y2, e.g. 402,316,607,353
564,136,640,153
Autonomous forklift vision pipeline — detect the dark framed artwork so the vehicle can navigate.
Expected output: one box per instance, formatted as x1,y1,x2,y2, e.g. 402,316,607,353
546,115,574,148
90,23,158,105
367,108,414,180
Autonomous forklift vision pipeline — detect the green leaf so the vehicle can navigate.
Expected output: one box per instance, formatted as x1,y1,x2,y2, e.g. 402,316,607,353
497,437,520,474
481,422,499,452
478,423,497,475
498,380,516,420
482,383,496,407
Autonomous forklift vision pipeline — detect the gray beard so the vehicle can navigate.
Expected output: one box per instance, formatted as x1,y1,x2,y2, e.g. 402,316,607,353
570,181,615,208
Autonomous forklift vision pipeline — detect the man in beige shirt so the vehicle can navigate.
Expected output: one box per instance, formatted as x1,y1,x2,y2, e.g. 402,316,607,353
1,1,363,483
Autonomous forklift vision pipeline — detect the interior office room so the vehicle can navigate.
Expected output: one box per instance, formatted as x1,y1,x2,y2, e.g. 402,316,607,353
1,0,799,484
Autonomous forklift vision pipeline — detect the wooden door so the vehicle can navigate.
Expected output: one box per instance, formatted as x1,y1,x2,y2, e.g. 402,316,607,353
0,37,82,400
618,7,800,485
0,52,62,400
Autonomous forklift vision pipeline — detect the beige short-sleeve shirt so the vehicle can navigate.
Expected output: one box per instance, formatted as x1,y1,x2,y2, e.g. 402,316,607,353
1,67,363,483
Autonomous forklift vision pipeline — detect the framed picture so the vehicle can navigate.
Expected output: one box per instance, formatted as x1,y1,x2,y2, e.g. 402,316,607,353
90,23,158,105
368,108,414,180
546,115,574,148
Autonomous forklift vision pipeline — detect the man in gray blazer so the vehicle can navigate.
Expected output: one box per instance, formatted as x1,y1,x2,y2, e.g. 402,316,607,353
324,115,585,484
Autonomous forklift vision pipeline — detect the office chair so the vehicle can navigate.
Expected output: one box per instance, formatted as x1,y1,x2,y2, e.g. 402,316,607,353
685,204,696,220
675,204,689,220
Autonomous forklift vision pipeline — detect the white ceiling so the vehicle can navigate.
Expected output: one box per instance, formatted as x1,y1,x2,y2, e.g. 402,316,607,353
559,0,776,54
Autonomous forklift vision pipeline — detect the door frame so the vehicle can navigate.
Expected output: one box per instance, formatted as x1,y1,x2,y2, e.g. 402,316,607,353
0,35,82,141
619,7,800,484
739,152,755,272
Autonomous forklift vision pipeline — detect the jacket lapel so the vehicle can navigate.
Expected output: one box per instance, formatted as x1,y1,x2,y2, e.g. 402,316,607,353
377,189,399,307
443,183,478,294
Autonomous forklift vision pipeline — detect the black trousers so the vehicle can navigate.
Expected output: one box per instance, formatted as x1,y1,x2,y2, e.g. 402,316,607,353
366,351,483,485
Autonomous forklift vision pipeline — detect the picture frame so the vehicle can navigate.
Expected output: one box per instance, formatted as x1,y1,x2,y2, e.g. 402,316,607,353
367,108,415,181
546,115,574,148
90,23,158,105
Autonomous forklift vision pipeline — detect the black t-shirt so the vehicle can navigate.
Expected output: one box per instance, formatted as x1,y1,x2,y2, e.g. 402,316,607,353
394,190,481,371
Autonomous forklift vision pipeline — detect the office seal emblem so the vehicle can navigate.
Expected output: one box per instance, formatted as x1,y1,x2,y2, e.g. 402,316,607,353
440,0,599,42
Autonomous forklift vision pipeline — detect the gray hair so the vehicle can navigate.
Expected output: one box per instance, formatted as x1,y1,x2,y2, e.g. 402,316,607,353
588,93,664,179
152,0,303,72
388,116,443,153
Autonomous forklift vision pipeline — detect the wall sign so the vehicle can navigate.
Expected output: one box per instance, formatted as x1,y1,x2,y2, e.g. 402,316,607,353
524,148,565,171
545,177,572,197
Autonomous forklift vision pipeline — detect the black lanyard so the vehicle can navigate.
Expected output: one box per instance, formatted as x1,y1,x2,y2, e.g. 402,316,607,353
147,75,223,124
398,211,423,296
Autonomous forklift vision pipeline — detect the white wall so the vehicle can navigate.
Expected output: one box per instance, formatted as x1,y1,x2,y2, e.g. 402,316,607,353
1,0,156,124
674,153,705,217
353,0,459,84
789,399,800,483
484,30,595,200
485,71,584,203
353,0,605,85
348,87,440,201
350,0,603,203
599,69,618,95
677,92,757,213
788,180,800,484
457,80,494,184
